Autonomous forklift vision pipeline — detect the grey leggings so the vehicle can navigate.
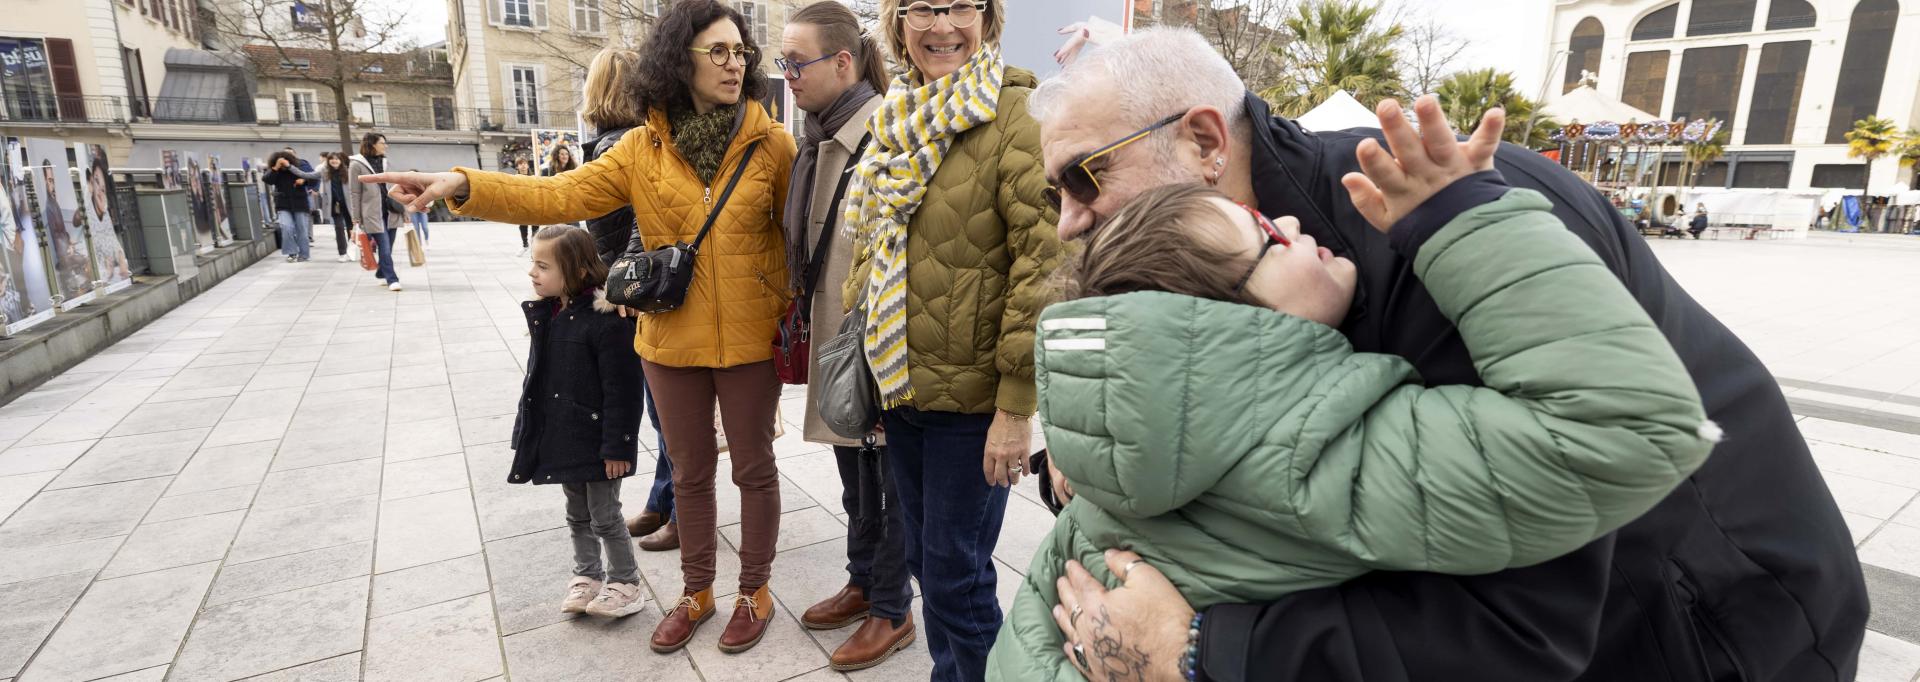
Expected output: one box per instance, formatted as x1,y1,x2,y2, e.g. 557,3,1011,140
563,479,639,584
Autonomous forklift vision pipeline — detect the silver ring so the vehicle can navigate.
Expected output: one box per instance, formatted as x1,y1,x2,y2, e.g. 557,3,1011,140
1070,605,1083,628
1072,642,1090,670
1119,559,1144,581
1010,462,1024,474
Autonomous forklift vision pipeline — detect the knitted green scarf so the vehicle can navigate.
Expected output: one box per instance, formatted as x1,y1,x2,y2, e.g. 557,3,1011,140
668,104,738,185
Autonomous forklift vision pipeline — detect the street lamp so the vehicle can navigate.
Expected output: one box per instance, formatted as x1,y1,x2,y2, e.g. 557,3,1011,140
1523,49,1572,146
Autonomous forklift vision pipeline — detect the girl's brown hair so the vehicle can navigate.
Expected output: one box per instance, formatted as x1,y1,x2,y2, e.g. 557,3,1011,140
582,48,646,131
1063,183,1256,305
877,0,1004,79
791,0,889,94
533,225,609,297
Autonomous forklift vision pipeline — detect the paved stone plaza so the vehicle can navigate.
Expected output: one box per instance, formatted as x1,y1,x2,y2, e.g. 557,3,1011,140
0,224,1918,682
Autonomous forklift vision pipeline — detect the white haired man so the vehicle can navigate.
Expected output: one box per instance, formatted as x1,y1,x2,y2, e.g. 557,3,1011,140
1026,27,1865,682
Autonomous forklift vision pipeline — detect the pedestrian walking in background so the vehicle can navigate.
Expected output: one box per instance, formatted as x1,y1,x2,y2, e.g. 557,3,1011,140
778,2,915,672
510,225,647,620
407,169,431,246
837,1,1061,678
360,0,798,656
349,133,404,291
319,153,355,262
263,150,318,263
573,46,678,551
513,157,536,255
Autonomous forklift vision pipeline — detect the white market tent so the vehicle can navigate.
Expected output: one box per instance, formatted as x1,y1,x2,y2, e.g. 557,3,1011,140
1545,84,1660,124
1296,90,1379,132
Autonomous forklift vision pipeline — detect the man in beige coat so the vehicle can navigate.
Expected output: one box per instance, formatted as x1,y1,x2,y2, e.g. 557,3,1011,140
777,3,914,672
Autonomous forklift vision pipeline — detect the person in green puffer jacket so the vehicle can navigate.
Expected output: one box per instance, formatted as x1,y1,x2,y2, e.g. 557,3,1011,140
987,99,1719,681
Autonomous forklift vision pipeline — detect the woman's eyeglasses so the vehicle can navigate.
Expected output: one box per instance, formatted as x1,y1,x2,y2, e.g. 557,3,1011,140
690,44,757,67
773,51,841,80
1232,203,1290,295
1042,112,1185,212
898,1,984,31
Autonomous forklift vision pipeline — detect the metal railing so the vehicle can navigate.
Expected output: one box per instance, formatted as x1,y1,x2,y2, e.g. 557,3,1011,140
0,95,128,125
148,97,253,124
272,99,575,133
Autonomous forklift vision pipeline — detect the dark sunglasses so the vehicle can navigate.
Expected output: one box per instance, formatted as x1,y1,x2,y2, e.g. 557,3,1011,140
1232,202,1291,295
1043,112,1186,212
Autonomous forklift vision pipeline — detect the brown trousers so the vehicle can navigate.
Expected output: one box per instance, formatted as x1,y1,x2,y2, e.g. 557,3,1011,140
641,359,782,592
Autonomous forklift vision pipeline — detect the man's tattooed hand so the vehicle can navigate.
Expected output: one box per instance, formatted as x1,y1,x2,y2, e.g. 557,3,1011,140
1086,606,1155,681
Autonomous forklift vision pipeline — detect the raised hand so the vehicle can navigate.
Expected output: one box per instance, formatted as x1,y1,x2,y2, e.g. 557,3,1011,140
1340,94,1504,233
357,170,468,213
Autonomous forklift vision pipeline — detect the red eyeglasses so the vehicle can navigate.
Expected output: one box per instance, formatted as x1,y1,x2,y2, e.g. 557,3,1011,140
1232,202,1289,295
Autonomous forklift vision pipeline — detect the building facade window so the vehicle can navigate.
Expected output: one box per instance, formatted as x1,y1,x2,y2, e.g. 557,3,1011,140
1825,0,1898,144
1672,45,1747,126
510,65,540,125
288,89,319,122
1766,0,1817,30
1743,40,1809,145
1632,3,1678,40
1621,50,1671,117
1732,160,1793,188
737,1,768,44
1688,0,1757,36
501,0,547,28
1810,163,1866,189
0,37,56,122
1564,17,1603,93
573,0,602,33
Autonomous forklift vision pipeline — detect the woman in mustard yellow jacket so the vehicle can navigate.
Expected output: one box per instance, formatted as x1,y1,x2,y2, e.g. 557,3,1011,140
362,0,797,656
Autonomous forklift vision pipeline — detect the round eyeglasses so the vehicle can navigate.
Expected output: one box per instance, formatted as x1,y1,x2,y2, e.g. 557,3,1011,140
898,1,984,31
689,44,757,67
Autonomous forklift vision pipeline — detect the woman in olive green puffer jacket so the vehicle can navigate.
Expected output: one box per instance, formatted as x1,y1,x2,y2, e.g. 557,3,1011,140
987,174,1720,680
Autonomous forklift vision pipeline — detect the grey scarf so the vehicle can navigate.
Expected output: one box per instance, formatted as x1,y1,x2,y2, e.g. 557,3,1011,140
783,82,878,291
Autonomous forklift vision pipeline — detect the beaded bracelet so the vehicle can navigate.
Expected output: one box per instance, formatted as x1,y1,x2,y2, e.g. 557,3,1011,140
1181,612,1204,680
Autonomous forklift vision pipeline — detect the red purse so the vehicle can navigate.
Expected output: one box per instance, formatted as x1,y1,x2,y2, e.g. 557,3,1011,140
775,137,867,385
356,231,376,271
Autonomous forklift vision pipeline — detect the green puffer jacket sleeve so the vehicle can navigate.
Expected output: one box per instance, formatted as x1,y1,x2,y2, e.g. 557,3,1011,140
986,188,1716,681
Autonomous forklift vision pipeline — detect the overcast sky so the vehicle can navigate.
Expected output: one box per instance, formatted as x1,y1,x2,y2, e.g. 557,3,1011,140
397,0,1555,93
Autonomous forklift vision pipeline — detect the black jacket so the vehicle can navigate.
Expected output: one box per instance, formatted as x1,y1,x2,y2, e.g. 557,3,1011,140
263,163,318,213
1196,93,1867,682
509,289,642,484
584,126,639,267
1692,212,1711,231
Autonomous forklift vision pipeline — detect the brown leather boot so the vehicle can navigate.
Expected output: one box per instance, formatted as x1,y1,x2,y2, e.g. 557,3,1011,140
717,584,775,653
830,614,915,672
626,511,666,538
801,584,871,630
638,521,679,552
649,588,714,654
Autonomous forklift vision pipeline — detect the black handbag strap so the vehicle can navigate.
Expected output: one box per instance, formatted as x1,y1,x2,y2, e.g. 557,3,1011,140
801,133,872,298
687,140,761,253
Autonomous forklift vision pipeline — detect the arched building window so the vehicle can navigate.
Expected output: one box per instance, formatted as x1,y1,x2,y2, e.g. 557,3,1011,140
1564,17,1604,94
1633,4,1679,40
1689,0,1757,36
1826,0,1898,143
1766,0,1817,29
1622,51,1672,116
1745,41,1810,144
1672,45,1748,125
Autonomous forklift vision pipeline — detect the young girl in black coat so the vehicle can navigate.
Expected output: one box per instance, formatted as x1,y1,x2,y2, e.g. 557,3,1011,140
511,225,646,618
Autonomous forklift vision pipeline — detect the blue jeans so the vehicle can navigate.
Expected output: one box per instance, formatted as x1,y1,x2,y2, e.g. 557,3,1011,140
641,377,674,519
411,212,430,240
277,210,312,260
884,407,1007,682
370,230,397,284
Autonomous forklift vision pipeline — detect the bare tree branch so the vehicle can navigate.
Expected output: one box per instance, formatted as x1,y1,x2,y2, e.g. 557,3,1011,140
1139,0,1295,95
1397,14,1467,95
206,0,416,156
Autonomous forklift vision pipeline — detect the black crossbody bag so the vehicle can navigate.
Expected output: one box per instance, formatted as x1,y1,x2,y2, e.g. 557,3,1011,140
607,141,761,313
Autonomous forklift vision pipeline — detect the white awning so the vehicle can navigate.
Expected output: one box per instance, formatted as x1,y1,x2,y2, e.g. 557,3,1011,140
1296,90,1379,132
1545,84,1660,124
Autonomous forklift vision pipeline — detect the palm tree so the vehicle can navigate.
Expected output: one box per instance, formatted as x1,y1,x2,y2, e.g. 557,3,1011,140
1845,116,1898,203
1261,0,1405,117
1681,125,1729,193
1434,68,1558,150
1895,127,1920,190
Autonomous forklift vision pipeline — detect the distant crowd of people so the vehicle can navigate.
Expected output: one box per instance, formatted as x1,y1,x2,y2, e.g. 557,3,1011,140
356,1,1868,681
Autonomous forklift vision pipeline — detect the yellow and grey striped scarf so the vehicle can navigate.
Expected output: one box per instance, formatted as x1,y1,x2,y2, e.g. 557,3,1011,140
844,46,1004,409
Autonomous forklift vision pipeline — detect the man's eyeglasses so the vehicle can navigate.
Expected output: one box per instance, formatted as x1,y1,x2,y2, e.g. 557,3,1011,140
1043,112,1185,212
1232,202,1290,295
898,1,984,31
774,51,841,80
690,44,757,67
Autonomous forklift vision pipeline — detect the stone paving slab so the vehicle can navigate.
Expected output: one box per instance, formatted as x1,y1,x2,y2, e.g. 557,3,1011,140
0,226,1913,681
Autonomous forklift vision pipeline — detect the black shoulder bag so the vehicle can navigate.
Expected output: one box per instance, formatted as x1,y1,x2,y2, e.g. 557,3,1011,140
607,141,761,313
